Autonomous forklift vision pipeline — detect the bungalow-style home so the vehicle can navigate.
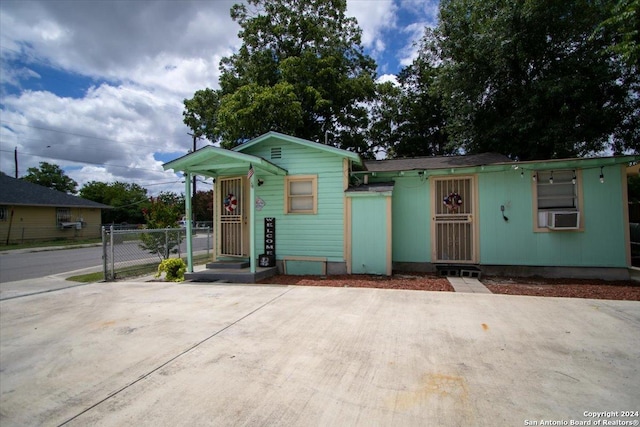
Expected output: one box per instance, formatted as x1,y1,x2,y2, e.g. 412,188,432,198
163,132,638,281
0,174,110,244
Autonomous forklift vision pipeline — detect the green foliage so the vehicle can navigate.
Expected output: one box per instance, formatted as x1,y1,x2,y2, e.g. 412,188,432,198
192,190,213,222
80,181,150,224
628,175,640,203
366,81,402,158
138,194,183,260
182,88,220,141
596,0,639,68
183,0,377,154
370,35,452,159
23,162,78,194
156,258,187,282
216,82,304,143
429,0,637,159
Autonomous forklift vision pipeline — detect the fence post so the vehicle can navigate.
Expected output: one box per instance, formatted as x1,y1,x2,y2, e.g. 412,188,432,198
102,226,107,281
110,224,115,281
165,229,169,259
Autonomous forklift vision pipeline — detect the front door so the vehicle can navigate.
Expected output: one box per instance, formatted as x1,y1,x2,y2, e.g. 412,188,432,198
432,176,477,263
218,177,248,257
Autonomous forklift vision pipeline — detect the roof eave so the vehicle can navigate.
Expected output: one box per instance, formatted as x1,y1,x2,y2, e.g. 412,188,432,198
163,146,287,176
233,131,363,165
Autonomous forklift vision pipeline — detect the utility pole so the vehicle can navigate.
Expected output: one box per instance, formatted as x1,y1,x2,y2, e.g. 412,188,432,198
14,147,18,178
187,133,200,198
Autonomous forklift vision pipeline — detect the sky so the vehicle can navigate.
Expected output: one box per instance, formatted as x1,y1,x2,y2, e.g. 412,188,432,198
0,0,439,196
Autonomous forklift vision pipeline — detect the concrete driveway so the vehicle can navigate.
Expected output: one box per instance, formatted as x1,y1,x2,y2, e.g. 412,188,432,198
1,282,639,427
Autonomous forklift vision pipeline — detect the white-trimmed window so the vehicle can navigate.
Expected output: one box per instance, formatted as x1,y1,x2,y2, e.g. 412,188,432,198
56,208,72,224
534,170,580,229
285,175,317,214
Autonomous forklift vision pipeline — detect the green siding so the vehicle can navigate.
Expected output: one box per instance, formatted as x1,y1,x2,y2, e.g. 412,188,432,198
285,260,325,275
350,195,389,275
381,164,628,268
243,139,347,263
478,165,627,267
390,177,431,262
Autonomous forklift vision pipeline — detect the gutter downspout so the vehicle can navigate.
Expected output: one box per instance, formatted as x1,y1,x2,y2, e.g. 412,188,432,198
184,172,194,272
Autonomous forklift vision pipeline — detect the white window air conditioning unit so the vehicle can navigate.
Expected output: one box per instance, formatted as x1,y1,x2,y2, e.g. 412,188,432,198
547,211,580,230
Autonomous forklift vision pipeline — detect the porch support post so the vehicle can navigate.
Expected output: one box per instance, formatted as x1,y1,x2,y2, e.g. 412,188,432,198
184,172,194,272
249,171,256,273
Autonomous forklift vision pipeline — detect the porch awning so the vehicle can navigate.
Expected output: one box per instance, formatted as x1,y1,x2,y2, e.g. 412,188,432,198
162,146,287,178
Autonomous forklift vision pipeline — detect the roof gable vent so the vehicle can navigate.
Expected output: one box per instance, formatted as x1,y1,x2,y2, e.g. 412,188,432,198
270,147,282,159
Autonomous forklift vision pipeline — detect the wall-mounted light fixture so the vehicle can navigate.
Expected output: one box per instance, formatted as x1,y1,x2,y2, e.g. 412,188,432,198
549,171,554,184
600,167,605,183
501,205,509,222
258,179,264,186
572,170,576,185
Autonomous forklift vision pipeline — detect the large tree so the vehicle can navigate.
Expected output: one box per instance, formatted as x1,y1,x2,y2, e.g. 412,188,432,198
183,0,378,155
597,0,639,68
389,33,452,158
23,162,78,194
80,181,149,224
367,32,451,159
431,0,637,160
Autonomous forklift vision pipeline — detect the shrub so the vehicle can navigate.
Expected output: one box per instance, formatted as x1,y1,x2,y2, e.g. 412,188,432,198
156,258,187,282
139,195,183,260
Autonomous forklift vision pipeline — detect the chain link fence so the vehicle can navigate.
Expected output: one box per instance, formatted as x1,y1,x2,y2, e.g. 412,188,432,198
102,225,212,281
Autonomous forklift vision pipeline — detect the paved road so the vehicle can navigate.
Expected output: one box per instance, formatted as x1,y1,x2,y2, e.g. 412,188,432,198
0,236,211,282
0,245,104,282
1,282,639,426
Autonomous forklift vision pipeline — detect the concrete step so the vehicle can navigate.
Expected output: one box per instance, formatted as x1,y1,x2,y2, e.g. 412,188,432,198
185,266,278,284
205,260,250,270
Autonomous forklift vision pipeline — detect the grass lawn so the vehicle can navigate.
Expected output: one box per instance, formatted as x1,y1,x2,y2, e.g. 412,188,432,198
66,254,212,283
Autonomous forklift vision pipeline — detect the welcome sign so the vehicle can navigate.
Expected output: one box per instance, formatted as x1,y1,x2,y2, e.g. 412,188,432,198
259,217,276,267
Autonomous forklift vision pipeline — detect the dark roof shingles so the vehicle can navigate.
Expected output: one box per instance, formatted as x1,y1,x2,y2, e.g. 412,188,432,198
0,175,111,208
364,153,512,172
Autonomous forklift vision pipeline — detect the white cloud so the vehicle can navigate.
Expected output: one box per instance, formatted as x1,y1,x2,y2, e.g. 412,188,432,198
376,74,399,85
0,0,239,194
0,1,239,83
396,0,439,67
398,22,428,67
347,0,398,56
400,0,439,20
0,83,189,194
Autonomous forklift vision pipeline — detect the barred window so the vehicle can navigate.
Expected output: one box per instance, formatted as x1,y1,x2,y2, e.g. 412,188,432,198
56,208,72,223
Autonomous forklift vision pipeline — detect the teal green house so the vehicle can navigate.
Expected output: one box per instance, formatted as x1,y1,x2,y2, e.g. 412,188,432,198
163,132,638,281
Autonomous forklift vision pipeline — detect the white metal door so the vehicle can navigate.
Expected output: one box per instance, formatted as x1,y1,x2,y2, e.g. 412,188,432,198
433,176,476,263
218,177,247,257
